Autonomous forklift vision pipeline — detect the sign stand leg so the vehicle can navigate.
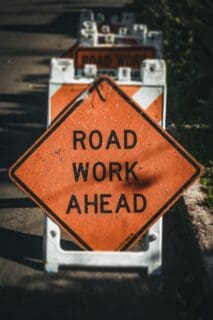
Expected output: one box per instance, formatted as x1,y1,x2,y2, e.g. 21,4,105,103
146,219,162,275
43,217,60,273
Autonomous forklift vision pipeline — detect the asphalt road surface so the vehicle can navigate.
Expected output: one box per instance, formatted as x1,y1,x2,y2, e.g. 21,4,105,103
0,1,209,319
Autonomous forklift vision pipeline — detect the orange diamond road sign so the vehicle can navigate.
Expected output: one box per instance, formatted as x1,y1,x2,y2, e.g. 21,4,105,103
9,76,202,251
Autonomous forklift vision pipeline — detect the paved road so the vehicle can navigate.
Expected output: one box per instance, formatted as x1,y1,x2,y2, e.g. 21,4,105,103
0,1,208,319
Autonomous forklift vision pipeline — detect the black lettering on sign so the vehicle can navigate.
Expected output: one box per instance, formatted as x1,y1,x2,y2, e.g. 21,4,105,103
106,130,121,149
126,56,132,65
132,56,143,67
66,193,147,214
73,130,137,150
116,56,125,65
73,130,86,150
82,55,89,65
115,193,131,213
66,195,81,214
90,56,96,64
84,194,98,213
67,129,146,215
72,161,138,182
97,55,111,67
125,162,138,181
109,162,122,181
134,194,147,212
73,129,137,150
89,130,103,149
100,194,112,214
81,55,112,68
124,130,137,149
116,55,149,68
93,162,106,181
72,162,89,182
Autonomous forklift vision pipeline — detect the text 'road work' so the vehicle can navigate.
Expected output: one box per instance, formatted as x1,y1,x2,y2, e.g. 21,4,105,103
66,129,147,214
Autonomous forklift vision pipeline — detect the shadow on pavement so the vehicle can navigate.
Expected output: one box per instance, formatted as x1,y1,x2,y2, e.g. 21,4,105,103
0,89,47,168
0,227,81,270
0,227,43,270
0,11,80,37
0,197,37,209
0,274,169,320
0,5,130,38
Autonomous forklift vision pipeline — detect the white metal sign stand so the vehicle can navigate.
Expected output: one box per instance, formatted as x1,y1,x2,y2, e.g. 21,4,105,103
44,58,167,275
78,10,162,59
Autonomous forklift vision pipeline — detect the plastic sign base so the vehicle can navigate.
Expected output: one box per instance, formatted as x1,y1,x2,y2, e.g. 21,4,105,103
44,216,162,275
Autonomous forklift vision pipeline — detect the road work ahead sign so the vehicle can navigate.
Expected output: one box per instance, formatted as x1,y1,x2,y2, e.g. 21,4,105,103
9,77,202,251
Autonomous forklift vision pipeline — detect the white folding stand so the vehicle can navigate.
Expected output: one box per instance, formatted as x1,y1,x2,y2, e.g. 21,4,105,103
44,58,167,275
78,10,162,58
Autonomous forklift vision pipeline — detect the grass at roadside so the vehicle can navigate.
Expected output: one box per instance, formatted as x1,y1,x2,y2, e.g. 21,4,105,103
129,0,213,210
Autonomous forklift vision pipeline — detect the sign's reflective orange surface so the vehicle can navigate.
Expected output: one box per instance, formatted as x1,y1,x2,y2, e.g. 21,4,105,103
10,77,202,251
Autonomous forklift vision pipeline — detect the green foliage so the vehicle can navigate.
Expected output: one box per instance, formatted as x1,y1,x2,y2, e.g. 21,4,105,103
200,164,213,209
133,0,213,122
131,0,213,208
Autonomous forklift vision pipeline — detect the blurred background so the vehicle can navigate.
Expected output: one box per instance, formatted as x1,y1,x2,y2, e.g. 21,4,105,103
0,1,212,319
